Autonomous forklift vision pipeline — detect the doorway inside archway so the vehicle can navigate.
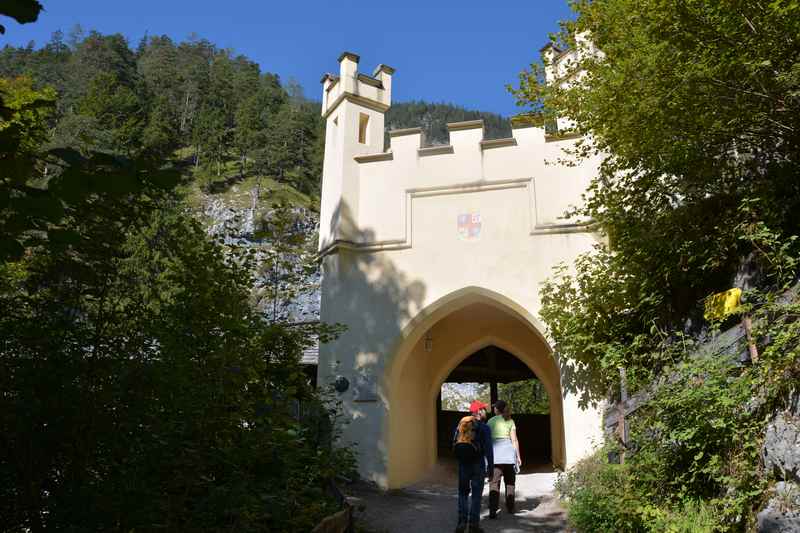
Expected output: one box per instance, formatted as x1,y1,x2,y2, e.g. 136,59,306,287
437,345,553,472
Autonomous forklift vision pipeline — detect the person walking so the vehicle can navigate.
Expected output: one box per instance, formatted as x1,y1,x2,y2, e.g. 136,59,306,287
487,400,522,518
453,400,493,533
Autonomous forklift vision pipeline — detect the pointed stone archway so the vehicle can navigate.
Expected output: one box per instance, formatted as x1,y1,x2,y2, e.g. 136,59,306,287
383,287,566,489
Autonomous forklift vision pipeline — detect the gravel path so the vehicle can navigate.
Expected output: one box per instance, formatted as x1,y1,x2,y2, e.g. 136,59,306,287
346,461,571,533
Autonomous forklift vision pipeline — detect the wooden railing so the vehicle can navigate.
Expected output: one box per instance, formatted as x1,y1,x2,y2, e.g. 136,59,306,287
312,479,353,533
603,315,754,457
312,504,353,533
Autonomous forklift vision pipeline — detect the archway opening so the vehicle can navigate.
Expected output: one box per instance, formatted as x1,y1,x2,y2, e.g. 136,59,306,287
437,345,553,472
384,289,566,488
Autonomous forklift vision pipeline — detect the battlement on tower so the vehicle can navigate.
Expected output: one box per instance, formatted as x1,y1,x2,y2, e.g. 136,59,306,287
321,51,394,119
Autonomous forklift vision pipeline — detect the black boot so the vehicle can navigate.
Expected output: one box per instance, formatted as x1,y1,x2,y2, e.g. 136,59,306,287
467,521,485,533
488,490,499,519
506,493,515,514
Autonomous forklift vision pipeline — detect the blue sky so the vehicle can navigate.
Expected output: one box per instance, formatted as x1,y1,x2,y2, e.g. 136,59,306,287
1,1,574,116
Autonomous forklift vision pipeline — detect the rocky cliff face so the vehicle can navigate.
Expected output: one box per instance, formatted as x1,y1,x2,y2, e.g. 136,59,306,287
203,197,256,245
764,409,800,482
200,190,321,323
758,394,800,533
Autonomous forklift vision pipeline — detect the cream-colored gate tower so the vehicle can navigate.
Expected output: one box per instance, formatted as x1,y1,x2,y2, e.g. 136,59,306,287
317,51,604,489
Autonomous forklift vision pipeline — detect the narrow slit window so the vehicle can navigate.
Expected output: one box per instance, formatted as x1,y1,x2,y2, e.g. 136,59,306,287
358,113,369,144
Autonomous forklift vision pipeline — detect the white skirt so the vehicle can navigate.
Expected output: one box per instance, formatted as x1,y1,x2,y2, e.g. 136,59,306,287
493,438,516,465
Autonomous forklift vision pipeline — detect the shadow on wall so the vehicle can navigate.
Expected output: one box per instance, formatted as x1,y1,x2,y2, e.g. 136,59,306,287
556,353,598,410
319,200,427,484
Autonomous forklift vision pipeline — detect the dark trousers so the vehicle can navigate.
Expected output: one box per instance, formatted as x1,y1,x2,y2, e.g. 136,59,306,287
457,461,485,525
489,464,516,514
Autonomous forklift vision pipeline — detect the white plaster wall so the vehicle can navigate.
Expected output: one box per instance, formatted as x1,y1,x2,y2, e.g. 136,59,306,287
318,189,605,486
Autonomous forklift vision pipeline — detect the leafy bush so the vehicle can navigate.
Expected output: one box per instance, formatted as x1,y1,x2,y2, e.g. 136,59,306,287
0,203,355,532
626,355,765,514
558,453,722,533
556,452,645,532
639,499,718,533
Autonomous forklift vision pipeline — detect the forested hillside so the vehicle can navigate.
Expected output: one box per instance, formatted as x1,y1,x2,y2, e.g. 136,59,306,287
0,29,324,197
0,29,513,326
1,29,510,203
387,101,510,145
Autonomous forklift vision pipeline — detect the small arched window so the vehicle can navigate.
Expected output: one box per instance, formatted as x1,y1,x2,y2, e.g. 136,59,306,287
358,113,369,144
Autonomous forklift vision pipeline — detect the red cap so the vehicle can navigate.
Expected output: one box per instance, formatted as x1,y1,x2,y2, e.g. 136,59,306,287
469,400,489,414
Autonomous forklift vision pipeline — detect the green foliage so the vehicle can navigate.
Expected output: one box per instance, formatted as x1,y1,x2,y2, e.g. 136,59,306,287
558,452,724,533
0,76,54,152
498,379,550,415
0,197,354,531
0,76,180,262
555,226,800,532
540,247,668,406
254,102,322,194
1,16,353,530
639,499,718,533
386,101,510,145
441,382,490,411
516,1,800,529
1,30,327,196
628,356,765,525
556,452,645,532
565,308,799,531
252,202,321,323
516,0,800,403
76,71,145,156
3,30,517,204
0,0,43,34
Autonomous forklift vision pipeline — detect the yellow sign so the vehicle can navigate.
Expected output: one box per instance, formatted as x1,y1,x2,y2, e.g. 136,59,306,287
704,288,742,321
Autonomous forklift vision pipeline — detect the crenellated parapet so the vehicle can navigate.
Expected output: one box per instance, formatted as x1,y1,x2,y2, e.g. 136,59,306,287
355,118,586,165
321,52,393,119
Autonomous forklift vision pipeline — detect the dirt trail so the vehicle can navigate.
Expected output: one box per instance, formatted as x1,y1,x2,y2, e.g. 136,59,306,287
346,461,571,533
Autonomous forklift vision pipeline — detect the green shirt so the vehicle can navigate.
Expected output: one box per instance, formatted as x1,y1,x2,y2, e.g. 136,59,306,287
487,415,516,440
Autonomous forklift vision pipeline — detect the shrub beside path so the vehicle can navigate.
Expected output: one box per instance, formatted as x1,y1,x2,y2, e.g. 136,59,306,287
347,461,571,533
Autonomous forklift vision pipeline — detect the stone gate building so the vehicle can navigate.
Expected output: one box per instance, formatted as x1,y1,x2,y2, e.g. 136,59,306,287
316,50,604,489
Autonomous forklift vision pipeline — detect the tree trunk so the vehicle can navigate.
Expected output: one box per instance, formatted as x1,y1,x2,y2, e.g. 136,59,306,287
250,175,261,225
272,260,279,322
180,91,190,132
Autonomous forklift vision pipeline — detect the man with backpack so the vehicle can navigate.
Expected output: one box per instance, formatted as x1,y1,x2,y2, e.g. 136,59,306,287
452,400,494,533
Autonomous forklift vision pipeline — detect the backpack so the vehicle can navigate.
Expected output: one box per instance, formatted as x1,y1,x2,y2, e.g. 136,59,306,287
453,415,482,463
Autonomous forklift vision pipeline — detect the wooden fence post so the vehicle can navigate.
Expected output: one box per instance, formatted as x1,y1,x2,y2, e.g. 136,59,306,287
618,367,628,463
742,314,759,363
